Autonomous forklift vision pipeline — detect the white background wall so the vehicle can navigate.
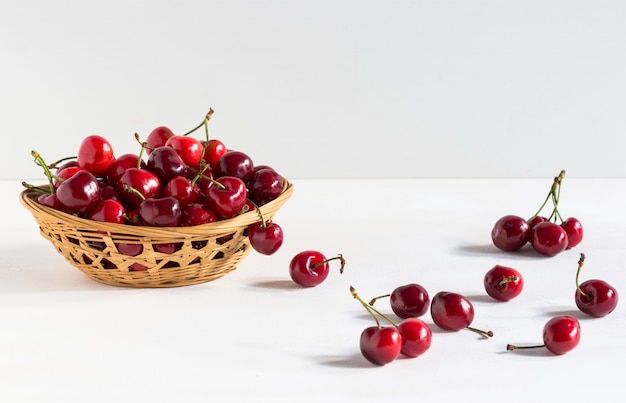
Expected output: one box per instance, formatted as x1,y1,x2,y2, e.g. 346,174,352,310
2,0,625,180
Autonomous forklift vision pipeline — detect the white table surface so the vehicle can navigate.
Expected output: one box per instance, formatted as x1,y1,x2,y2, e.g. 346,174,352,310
2,178,625,402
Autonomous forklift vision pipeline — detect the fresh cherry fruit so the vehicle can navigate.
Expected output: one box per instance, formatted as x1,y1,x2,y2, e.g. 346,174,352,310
528,215,549,229
202,139,227,169
248,167,284,206
180,203,218,226
56,169,102,215
117,168,161,208
430,291,493,337
146,126,175,154
397,318,432,358
87,199,126,224
165,135,203,168
100,185,121,201
430,291,474,331
491,215,530,251
561,217,583,249
359,326,402,366
107,153,146,186
162,176,201,207
146,146,188,183
289,251,345,287
37,192,61,209
369,283,430,319
249,221,284,255
508,316,581,355
214,150,255,183
483,265,524,301
530,221,568,256
77,135,115,176
574,253,618,317
137,195,182,227
205,176,248,219
54,165,82,189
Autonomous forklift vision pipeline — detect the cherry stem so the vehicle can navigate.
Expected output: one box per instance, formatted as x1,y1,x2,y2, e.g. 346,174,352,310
466,326,494,338
528,170,566,223
312,254,346,274
506,344,545,351
122,184,146,201
350,286,398,329
182,108,214,139
498,276,519,288
31,150,56,194
134,133,148,167
22,181,50,194
368,294,391,307
575,253,589,299
249,199,267,228
47,155,77,169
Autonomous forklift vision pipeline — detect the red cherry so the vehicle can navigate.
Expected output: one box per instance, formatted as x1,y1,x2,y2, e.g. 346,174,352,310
165,135,203,168
77,135,115,176
491,215,530,251
561,217,583,249
205,176,248,219
180,203,218,227
248,221,284,255
507,315,581,355
574,253,618,317
146,126,174,154
87,199,126,224
397,318,432,358
359,326,402,366
528,215,549,229
369,283,430,319
54,166,83,189
214,150,255,183
430,291,493,337
248,167,284,206
137,196,182,227
56,170,102,215
483,265,524,301
288,251,345,287
162,176,201,207
146,146,188,183
107,153,146,186
116,168,161,208
202,139,227,169
543,315,581,355
530,221,568,256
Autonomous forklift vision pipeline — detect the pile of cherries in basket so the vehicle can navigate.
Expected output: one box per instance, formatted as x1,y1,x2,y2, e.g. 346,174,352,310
25,109,286,256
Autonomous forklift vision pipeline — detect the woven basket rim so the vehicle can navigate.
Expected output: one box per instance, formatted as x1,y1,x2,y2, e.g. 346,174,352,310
20,178,293,237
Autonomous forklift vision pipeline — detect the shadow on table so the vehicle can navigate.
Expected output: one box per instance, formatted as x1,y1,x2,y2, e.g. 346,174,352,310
455,243,546,260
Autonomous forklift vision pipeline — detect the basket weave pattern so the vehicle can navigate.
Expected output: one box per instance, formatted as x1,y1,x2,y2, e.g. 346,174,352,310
20,180,293,288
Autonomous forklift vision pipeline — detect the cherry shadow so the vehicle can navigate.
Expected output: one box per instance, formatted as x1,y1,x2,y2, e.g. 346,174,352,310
455,244,543,260
316,353,377,369
248,279,303,291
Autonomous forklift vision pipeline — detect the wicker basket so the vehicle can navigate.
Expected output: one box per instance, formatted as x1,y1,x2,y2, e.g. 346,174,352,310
19,179,293,288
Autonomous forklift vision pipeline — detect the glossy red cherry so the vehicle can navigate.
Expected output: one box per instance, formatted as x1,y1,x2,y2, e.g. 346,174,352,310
146,146,188,183
507,315,581,355
77,135,115,176
145,126,174,154
530,221,568,256
483,265,524,301
574,253,618,317
87,199,126,224
528,215,549,229
359,326,402,366
107,153,146,186
180,203,217,227
289,251,345,287
561,217,583,249
165,135,203,168
117,168,161,208
369,283,430,319
249,221,284,255
214,150,255,183
54,165,83,189
202,139,227,169
430,291,493,337
205,176,248,219
491,215,530,251
397,318,432,358
56,169,102,215
162,176,201,207
248,167,284,206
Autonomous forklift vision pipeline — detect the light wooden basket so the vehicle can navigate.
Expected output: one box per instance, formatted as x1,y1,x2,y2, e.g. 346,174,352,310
19,179,293,288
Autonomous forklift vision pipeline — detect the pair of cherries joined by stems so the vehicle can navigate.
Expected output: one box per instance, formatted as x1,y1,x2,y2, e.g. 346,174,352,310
491,170,583,257
26,109,288,263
